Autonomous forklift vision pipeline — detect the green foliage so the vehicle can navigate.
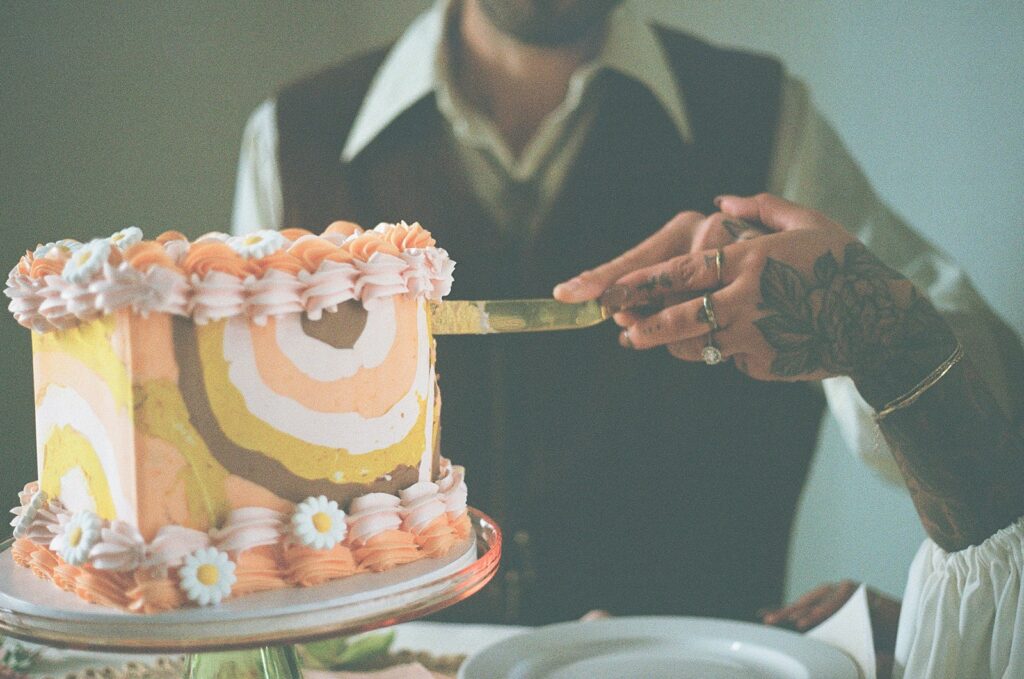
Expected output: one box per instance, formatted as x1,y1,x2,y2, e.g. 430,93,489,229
299,630,396,670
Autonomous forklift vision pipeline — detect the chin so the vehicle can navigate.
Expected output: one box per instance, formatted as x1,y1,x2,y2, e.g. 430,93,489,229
477,0,624,47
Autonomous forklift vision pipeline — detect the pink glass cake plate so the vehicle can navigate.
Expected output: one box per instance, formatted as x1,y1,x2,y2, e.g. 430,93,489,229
0,508,501,678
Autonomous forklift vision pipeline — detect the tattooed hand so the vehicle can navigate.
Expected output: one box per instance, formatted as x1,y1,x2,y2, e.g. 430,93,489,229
556,193,1024,552
559,194,956,401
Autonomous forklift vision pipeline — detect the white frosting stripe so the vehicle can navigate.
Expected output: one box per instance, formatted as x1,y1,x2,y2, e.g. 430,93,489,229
35,385,133,521
221,300,431,453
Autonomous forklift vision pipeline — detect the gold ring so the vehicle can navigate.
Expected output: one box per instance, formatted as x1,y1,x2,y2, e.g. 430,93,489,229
715,248,725,286
699,293,720,331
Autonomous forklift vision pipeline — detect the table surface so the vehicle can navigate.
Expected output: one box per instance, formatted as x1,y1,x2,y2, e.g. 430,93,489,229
9,622,524,677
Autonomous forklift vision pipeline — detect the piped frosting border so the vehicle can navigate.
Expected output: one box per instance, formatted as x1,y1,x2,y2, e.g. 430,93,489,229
6,221,455,333
9,461,470,611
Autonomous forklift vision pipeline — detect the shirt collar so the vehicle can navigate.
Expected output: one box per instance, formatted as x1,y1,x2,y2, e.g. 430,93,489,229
340,0,693,163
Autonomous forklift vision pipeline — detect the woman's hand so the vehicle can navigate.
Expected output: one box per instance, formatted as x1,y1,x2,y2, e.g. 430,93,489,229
761,581,900,679
557,194,955,399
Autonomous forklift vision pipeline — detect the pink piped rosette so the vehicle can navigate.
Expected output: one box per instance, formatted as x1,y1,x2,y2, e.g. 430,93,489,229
5,220,455,333
347,493,421,572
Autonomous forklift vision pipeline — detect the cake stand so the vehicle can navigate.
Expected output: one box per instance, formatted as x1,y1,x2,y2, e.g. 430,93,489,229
0,508,501,679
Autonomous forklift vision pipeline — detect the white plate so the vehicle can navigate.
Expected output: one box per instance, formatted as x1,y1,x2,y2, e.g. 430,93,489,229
459,616,860,679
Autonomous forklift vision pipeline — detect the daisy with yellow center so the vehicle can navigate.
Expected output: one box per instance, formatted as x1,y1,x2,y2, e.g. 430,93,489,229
291,495,348,550
228,230,288,259
33,240,81,259
179,547,237,606
51,510,102,565
61,238,111,284
109,226,143,249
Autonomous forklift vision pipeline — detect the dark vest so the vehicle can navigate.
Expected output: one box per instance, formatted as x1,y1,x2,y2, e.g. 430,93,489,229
275,28,825,624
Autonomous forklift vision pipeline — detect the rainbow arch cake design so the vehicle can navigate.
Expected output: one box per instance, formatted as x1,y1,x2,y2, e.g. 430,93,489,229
5,222,471,612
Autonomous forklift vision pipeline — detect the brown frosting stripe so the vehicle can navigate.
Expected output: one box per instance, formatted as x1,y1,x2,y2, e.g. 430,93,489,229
170,316,418,508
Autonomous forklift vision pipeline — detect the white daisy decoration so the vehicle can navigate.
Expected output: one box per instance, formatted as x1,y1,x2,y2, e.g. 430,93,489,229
33,240,80,259
109,226,144,249
10,488,48,539
52,510,103,565
228,230,288,259
179,547,236,606
61,238,111,284
291,495,348,549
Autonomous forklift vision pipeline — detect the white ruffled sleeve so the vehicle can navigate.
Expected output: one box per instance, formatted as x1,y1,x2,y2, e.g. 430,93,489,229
893,517,1024,678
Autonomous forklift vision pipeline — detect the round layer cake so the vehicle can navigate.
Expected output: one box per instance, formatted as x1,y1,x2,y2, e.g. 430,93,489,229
5,221,471,612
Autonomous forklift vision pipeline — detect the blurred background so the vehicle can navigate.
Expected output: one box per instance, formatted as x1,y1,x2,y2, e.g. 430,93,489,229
2,1,1022,605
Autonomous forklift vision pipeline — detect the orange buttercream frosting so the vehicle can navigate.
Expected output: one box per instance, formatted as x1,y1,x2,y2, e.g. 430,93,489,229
183,242,259,278
16,251,34,277
280,227,314,241
52,560,83,592
124,241,178,272
28,548,59,581
347,232,401,261
288,236,354,272
29,255,66,278
253,249,304,276
12,537,40,568
283,542,360,587
128,569,186,613
450,511,472,540
386,222,436,250
75,567,133,608
155,230,188,243
232,544,289,595
412,515,460,559
352,529,421,573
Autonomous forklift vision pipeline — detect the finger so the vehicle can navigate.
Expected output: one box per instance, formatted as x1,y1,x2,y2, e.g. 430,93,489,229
715,193,830,234
795,595,848,630
692,213,771,251
621,287,740,350
553,211,704,302
600,246,739,314
794,581,857,630
665,337,707,361
612,310,644,327
762,584,834,624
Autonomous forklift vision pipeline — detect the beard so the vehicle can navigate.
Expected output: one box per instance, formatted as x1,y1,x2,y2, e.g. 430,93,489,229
476,0,624,47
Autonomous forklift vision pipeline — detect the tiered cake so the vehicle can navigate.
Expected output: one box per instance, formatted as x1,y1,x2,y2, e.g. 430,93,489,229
5,222,470,611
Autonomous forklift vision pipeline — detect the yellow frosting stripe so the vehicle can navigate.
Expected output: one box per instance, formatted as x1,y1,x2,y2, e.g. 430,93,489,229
134,379,231,527
196,322,426,483
33,315,131,410
40,425,117,520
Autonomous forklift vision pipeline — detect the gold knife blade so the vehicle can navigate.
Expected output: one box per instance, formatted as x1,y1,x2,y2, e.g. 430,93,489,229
430,299,608,335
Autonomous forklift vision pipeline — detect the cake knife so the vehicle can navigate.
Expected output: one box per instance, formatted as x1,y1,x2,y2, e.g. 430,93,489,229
430,299,608,334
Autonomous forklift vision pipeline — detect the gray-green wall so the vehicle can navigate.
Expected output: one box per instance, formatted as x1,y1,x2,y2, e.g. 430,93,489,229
3,1,1021,608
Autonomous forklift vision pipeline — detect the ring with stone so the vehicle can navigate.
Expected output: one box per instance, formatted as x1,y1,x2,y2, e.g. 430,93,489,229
698,293,720,332
702,332,723,366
